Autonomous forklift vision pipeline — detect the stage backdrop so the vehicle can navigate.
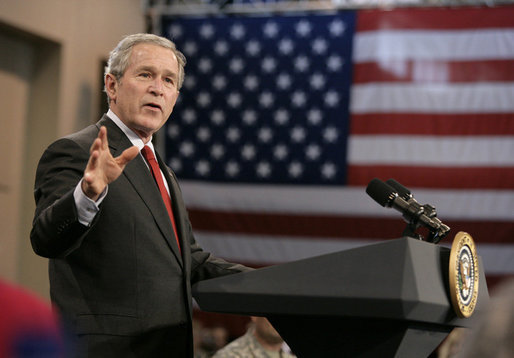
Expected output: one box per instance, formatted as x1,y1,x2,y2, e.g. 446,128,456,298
161,6,514,289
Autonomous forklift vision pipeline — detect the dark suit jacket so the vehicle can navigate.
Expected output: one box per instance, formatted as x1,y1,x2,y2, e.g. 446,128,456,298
31,115,249,357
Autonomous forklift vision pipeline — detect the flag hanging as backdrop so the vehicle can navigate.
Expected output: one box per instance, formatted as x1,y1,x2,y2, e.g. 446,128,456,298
161,6,514,287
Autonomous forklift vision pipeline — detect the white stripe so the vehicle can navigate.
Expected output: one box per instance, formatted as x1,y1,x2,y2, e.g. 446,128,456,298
353,29,514,62
180,181,514,221
347,136,514,166
350,83,514,113
196,231,514,275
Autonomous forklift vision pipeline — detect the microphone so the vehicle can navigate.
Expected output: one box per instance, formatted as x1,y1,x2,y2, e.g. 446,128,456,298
366,178,450,243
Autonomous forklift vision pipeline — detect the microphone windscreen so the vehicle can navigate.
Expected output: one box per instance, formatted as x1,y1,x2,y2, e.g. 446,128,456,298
386,178,411,199
366,178,396,207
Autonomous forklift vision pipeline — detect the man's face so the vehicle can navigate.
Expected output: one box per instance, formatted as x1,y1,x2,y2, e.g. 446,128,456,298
107,43,180,141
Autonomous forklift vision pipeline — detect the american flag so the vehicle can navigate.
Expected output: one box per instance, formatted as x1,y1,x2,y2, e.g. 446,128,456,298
162,6,514,288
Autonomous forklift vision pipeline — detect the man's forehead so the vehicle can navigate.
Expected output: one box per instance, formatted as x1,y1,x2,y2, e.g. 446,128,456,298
129,43,178,67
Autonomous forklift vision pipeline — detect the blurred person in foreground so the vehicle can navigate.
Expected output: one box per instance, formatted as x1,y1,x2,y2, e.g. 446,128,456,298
213,317,295,358
30,33,250,357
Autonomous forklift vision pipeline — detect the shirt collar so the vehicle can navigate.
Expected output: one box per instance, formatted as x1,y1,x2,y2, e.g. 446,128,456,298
107,109,155,153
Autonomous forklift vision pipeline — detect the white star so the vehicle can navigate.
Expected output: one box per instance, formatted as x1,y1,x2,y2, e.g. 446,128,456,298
246,40,261,56
324,90,340,107
184,76,196,90
291,91,307,107
291,126,306,143
229,57,244,74
307,108,323,125
197,92,211,107
227,92,242,108
197,127,211,142
310,73,326,90
225,161,240,177
321,162,337,179
305,144,321,160
274,109,290,125
296,20,312,37
210,110,225,125
273,144,288,160
294,55,310,72
183,108,197,124
242,110,258,125
259,91,275,108
198,58,212,73
214,40,229,56
199,24,215,39
212,75,227,90
278,38,294,55
183,41,197,56
312,38,328,54
276,73,292,90
244,75,259,91
167,124,180,138
323,127,339,143
258,127,273,143
327,55,344,72
329,19,346,37
195,160,210,176
288,161,303,178
168,157,182,172
168,24,183,39
263,21,279,38
256,162,272,178
226,127,241,142
179,141,195,157
261,57,277,73
230,23,245,40
210,143,225,159
241,144,256,160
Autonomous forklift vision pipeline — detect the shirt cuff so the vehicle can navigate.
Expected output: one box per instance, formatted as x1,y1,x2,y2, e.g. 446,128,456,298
73,179,108,226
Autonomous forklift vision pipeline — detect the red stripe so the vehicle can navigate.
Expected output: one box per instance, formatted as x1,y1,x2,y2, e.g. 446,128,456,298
347,165,514,190
188,209,514,244
353,60,514,84
357,6,514,32
350,113,514,136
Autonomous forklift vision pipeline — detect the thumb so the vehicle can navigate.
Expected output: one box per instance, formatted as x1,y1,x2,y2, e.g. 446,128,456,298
116,145,140,167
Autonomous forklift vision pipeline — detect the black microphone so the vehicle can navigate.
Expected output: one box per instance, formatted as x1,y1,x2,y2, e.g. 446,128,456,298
366,178,450,243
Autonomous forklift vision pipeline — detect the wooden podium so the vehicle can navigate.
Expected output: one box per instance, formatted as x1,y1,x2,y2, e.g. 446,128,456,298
193,238,489,357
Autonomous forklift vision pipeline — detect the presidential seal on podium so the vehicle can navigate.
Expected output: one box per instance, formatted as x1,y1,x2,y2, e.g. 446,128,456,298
449,231,479,318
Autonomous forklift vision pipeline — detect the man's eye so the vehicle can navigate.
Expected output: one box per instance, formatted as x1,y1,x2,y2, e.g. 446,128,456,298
140,73,150,78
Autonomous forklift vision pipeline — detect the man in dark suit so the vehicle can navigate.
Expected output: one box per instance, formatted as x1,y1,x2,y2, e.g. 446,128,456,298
30,33,250,357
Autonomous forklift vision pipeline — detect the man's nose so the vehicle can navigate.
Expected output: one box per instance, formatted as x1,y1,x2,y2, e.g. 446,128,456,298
149,78,164,95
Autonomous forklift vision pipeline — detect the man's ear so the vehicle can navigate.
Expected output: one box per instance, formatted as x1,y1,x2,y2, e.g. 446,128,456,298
105,73,118,103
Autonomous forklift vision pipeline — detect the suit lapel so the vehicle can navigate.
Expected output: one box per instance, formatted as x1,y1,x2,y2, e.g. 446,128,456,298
98,116,184,267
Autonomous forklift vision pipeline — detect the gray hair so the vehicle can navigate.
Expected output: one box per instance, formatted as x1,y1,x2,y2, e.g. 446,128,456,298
104,33,186,101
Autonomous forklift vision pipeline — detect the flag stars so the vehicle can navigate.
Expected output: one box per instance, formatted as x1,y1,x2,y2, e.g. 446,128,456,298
229,57,245,74
263,21,279,38
329,20,346,37
291,126,306,142
321,162,337,180
259,91,275,108
230,23,246,40
197,127,211,142
168,24,183,39
198,58,213,73
182,41,198,56
226,127,241,142
199,23,215,39
310,73,326,90
197,92,211,108
225,161,240,177
273,144,289,160
214,40,229,56
324,90,340,107
167,124,180,139
246,40,261,56
242,110,258,125
274,109,290,125
312,38,328,54
227,92,243,108
195,160,210,176
327,55,344,72
296,20,312,37
179,141,195,157
258,127,274,143
210,143,225,159
244,75,259,91
276,73,292,90
210,110,226,125
182,108,197,124
291,91,307,107
256,162,272,178
261,57,277,73
307,108,323,125
294,55,310,72
288,161,304,178
168,157,182,172
241,144,257,160
305,144,322,160
183,76,196,90
212,75,227,90
323,126,339,143
278,38,294,55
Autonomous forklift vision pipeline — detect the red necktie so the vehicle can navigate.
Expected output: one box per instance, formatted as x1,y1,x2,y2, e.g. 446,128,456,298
141,146,181,252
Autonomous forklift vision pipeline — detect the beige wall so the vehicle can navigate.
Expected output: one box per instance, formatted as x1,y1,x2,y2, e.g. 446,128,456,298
0,0,145,299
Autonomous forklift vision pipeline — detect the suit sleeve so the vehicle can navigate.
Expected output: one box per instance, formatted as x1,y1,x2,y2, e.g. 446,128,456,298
30,138,95,258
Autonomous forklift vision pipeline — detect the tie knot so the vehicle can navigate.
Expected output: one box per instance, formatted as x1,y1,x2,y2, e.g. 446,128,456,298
141,145,156,162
